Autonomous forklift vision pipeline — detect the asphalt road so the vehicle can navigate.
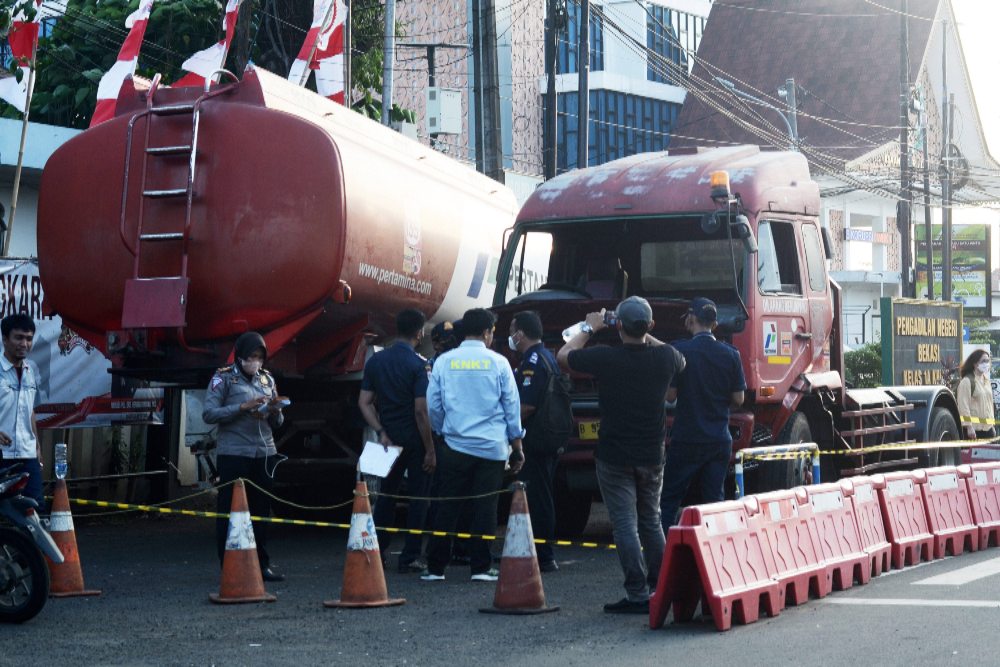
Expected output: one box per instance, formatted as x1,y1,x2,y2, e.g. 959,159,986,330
5,502,1000,666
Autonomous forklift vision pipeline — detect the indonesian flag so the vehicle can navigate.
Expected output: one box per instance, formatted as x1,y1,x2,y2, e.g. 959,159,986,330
90,0,155,127
287,0,346,104
0,0,43,113
173,0,243,88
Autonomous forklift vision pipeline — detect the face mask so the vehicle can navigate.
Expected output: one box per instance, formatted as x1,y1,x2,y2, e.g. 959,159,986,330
241,359,263,375
977,361,990,375
508,334,518,351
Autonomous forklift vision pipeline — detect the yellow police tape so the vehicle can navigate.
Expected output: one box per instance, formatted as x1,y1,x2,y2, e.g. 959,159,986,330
743,438,999,461
962,415,1000,426
64,493,616,550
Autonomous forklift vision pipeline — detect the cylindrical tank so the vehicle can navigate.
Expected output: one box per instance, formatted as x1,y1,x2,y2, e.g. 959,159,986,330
37,67,516,376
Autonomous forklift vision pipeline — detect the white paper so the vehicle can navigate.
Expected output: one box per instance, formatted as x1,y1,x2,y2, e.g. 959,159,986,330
358,441,403,477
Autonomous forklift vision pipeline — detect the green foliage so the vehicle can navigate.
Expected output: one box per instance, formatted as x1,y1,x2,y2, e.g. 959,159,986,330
844,341,883,389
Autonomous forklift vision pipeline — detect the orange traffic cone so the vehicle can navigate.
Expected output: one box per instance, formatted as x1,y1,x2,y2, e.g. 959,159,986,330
47,479,101,597
323,480,404,608
209,479,277,604
480,482,559,615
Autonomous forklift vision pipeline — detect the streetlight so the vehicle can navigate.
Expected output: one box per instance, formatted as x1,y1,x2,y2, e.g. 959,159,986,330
715,76,798,150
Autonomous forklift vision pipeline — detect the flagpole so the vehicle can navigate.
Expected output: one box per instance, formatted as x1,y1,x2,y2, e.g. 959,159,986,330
4,37,38,258
343,0,350,106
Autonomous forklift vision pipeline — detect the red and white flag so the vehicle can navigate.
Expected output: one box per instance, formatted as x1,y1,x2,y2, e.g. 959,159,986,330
287,0,346,104
90,0,155,127
0,0,44,113
173,0,243,88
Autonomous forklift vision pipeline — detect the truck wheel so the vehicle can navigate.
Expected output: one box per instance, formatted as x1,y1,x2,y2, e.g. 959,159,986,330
754,412,812,492
554,473,591,538
918,407,959,468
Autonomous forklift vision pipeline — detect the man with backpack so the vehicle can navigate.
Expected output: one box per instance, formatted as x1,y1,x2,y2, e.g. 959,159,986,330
509,311,571,573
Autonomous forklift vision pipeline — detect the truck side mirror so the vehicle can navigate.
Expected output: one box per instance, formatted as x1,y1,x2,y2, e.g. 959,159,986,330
732,215,758,254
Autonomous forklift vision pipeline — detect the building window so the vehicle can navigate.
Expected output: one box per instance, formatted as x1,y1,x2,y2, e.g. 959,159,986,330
549,90,680,170
646,5,705,85
558,2,604,74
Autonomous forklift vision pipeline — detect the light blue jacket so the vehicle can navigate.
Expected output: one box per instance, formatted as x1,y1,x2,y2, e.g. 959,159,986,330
0,355,38,459
427,340,523,461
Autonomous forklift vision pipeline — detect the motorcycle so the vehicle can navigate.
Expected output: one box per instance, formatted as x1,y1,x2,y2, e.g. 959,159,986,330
0,463,64,623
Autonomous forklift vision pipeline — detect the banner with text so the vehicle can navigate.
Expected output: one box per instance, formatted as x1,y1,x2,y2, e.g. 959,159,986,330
914,223,991,318
880,297,962,386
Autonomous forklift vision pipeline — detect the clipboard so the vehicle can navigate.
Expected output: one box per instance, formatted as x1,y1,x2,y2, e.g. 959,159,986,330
358,441,403,477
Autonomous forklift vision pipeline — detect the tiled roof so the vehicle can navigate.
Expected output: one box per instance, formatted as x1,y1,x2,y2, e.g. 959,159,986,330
672,0,939,166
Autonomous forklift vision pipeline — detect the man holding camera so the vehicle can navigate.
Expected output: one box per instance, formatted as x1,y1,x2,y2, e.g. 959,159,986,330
557,296,684,614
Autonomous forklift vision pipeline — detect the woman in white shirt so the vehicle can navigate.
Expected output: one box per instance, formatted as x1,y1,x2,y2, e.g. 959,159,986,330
957,350,996,440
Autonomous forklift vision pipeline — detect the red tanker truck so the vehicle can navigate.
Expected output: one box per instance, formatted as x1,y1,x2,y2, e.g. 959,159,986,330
36,67,517,499
492,145,962,536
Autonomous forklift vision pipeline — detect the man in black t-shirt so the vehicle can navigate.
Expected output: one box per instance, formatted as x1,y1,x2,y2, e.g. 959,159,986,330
557,296,685,614
661,297,746,532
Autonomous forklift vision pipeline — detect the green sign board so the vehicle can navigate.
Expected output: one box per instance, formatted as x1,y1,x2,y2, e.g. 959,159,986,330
914,223,991,318
880,297,963,386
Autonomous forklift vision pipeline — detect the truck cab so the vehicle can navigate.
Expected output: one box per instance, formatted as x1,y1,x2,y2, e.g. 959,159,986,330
492,145,959,535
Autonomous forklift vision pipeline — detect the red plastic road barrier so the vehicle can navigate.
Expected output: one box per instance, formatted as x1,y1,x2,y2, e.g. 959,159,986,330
920,466,979,559
967,462,1000,549
744,490,829,608
649,501,780,632
842,476,892,577
798,483,870,590
876,470,934,569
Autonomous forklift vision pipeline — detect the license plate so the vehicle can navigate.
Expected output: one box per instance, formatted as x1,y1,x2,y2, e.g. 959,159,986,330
578,420,600,440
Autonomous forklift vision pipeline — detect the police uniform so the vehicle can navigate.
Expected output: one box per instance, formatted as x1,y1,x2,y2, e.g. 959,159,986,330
203,353,285,572
514,342,560,568
362,340,433,569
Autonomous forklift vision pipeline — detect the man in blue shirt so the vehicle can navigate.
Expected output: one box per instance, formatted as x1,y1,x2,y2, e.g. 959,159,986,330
661,297,746,532
0,314,42,509
423,308,524,582
509,310,562,572
359,309,436,573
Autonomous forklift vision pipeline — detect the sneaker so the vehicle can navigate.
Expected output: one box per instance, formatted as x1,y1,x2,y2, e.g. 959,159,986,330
603,597,649,614
399,558,428,574
420,571,446,582
539,560,559,573
470,568,499,582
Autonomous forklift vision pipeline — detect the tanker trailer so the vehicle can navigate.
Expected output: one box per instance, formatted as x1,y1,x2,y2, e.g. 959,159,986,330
36,66,518,498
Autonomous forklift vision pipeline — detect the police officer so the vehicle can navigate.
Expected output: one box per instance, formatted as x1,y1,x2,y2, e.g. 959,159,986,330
661,297,746,532
203,331,288,582
509,310,561,572
359,309,436,573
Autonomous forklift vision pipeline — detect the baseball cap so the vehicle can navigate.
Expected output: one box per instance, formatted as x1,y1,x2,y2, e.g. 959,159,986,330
615,296,653,329
431,321,454,342
687,297,718,323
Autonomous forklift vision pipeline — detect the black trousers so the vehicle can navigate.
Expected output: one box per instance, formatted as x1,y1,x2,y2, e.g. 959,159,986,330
426,444,505,575
517,449,558,565
216,454,275,569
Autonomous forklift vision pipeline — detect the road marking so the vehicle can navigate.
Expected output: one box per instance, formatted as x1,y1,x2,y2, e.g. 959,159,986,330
822,598,1000,608
913,556,1000,586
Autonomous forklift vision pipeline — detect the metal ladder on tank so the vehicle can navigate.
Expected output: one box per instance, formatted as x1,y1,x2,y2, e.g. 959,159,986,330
119,71,239,331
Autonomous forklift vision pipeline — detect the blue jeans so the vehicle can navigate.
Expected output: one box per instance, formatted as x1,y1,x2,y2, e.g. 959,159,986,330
595,459,664,602
660,440,731,532
373,443,432,565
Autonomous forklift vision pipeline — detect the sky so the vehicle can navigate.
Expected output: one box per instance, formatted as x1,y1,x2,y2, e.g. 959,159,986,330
953,1,1000,159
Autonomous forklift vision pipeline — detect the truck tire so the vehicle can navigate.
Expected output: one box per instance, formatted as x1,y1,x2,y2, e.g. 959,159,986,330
554,472,591,538
754,412,812,492
918,407,959,468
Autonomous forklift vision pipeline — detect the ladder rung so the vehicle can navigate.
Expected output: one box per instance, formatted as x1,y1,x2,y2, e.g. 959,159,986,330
143,188,188,198
139,233,185,242
146,144,192,155
150,104,196,116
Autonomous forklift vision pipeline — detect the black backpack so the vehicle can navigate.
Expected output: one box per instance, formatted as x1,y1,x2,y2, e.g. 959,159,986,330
526,352,574,455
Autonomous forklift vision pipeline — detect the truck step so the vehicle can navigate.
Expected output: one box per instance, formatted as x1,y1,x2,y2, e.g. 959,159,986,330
139,233,185,242
143,188,188,198
146,145,193,155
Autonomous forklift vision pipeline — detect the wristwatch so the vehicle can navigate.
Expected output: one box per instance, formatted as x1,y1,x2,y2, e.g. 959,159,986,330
580,323,594,335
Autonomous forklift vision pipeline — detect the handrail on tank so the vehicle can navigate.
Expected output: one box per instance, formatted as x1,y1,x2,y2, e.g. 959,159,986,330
119,73,163,256
205,69,240,91
734,442,821,499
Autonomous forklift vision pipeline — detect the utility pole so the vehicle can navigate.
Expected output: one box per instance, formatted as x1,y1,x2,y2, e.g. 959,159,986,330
577,0,590,169
921,94,933,300
381,0,396,125
473,0,504,183
344,0,351,106
779,78,798,148
544,0,560,179
897,0,912,298
941,20,952,302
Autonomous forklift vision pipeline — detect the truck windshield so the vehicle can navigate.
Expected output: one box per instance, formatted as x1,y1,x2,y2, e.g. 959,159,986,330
499,216,748,304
